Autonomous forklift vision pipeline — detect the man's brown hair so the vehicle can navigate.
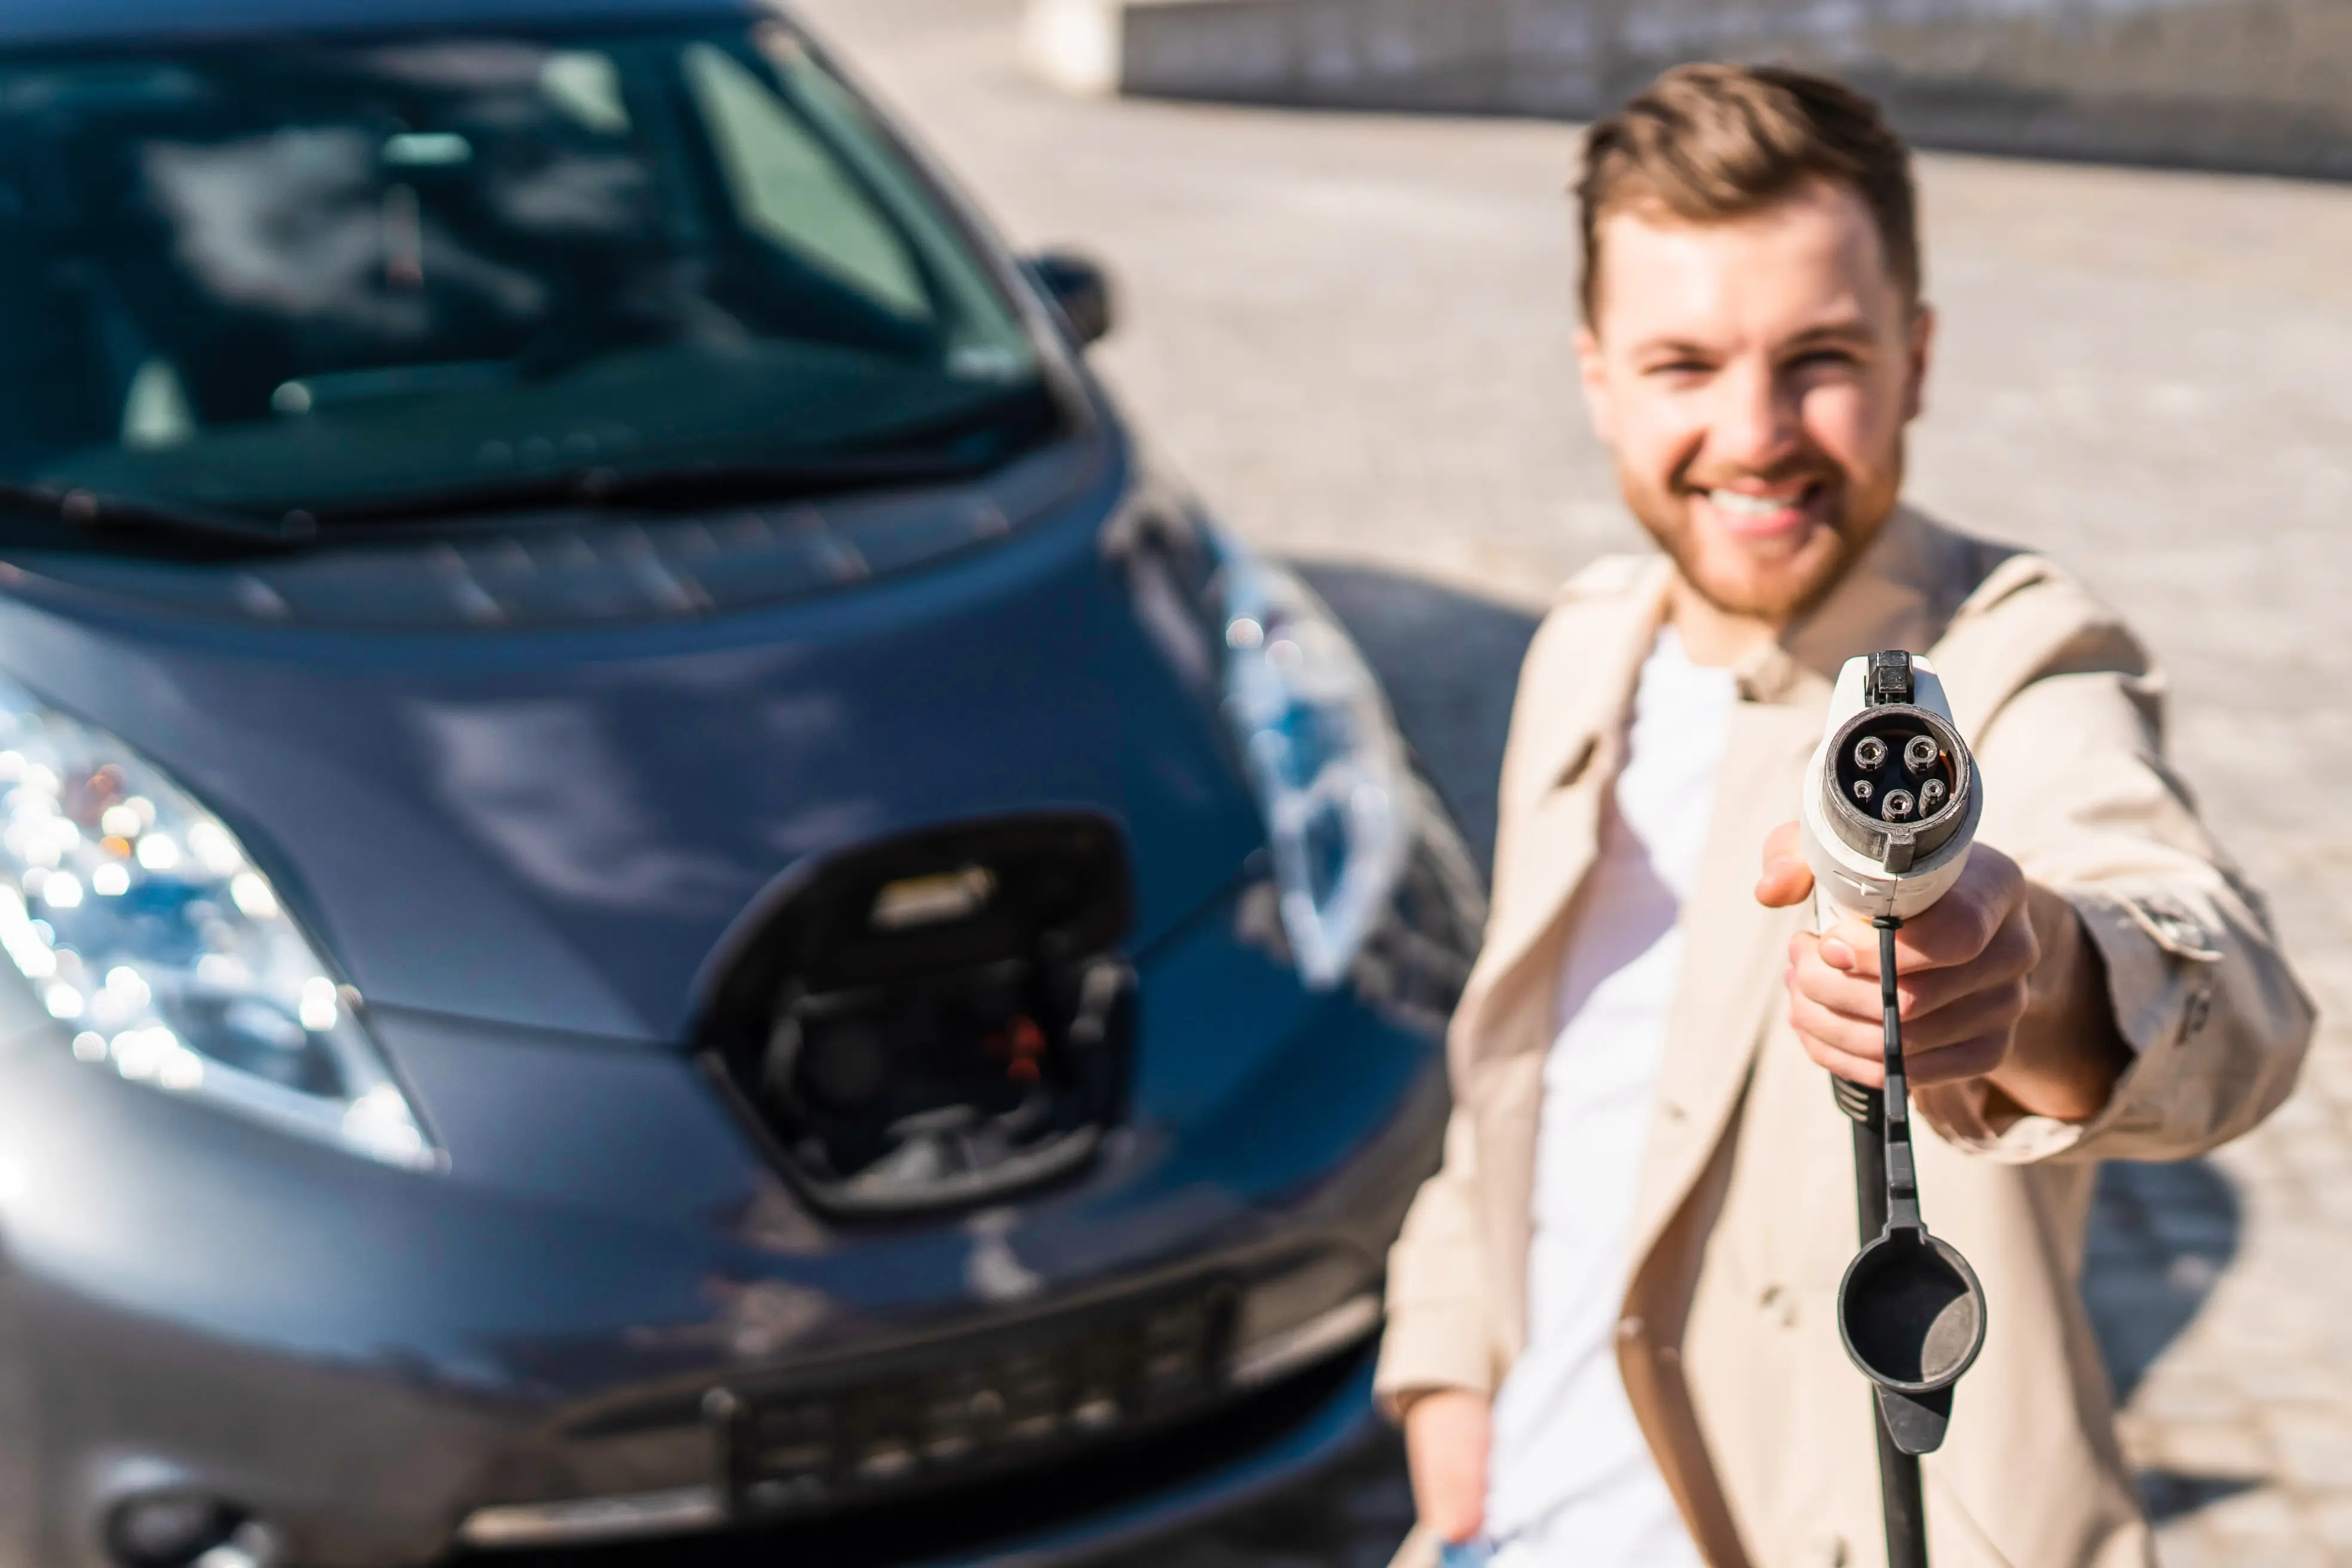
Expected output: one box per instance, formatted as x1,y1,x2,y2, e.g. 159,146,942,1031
1576,63,1920,323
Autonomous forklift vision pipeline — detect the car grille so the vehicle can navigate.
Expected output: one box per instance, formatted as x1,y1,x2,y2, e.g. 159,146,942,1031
445,1341,1372,1568
717,1282,1236,1519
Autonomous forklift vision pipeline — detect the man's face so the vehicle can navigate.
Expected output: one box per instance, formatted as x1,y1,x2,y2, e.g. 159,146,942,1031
1577,179,1932,624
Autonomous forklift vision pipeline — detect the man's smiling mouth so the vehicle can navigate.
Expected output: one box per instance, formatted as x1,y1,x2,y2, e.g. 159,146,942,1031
1705,484,1815,519
1688,479,1834,541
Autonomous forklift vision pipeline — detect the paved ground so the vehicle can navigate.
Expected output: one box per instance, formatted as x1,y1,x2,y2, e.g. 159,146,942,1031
794,3,2352,1560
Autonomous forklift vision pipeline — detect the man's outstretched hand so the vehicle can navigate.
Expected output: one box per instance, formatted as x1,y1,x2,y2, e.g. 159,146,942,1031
1755,822,2128,1123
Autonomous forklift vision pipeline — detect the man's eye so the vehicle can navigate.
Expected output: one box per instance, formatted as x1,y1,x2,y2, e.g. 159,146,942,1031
1789,349,1861,371
1645,359,1712,379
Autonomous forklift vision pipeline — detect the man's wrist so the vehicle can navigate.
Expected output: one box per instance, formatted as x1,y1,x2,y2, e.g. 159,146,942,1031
1981,883,2130,1123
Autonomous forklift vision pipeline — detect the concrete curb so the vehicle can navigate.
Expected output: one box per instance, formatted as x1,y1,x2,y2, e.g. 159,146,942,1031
1019,0,2352,179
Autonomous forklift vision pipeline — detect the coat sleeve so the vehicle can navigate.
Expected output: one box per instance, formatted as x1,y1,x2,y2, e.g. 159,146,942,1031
1914,625,2316,1163
1375,1102,1497,1413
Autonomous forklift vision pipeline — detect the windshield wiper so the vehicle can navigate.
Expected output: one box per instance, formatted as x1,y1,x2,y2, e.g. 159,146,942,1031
0,481,310,551
0,450,1003,547
299,384,1065,528
296,448,1011,528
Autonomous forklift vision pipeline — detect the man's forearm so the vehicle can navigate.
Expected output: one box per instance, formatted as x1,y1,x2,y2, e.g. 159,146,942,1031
1979,883,2132,1124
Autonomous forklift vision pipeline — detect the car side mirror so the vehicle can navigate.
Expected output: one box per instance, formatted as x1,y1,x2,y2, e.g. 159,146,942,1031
1024,250,1114,348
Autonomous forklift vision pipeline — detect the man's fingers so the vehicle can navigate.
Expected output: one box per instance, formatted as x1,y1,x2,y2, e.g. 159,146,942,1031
1788,1008,1884,1086
1786,936,2028,1086
1903,1031,2013,1086
1821,911,1984,976
1755,819,1814,908
1786,982,1888,1068
1786,983,2021,1086
1821,890,2035,981
1792,1032,2007,1090
1791,968,2026,1054
1788,929,2031,1027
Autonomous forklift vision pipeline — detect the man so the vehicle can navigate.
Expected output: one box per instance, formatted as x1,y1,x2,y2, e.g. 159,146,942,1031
1377,64,2314,1568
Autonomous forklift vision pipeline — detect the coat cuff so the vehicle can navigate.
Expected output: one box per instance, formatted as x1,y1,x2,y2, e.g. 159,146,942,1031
1373,1303,1496,1422
1915,881,2218,1162
2069,881,2222,1052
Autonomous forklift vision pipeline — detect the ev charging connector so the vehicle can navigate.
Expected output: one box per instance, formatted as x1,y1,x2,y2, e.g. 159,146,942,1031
1801,650,1981,922
1800,650,1990,1568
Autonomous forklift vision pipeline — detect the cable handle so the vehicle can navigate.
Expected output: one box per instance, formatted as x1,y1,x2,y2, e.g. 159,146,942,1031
1836,912,1989,1462
1874,917,1922,1236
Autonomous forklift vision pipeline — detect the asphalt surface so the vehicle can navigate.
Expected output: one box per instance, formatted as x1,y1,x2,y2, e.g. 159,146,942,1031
793,2,2352,1560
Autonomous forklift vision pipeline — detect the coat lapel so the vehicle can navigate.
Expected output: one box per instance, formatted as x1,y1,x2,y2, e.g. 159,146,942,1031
1453,565,1671,1072
1446,565,1667,1358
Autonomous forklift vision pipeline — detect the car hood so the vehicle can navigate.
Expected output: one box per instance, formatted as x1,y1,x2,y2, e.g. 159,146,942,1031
0,443,1263,1043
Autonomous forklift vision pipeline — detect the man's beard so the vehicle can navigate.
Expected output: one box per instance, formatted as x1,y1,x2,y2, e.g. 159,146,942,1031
1619,461,1899,626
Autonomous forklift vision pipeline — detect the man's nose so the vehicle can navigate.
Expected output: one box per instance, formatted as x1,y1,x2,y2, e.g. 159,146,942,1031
1709,358,1800,471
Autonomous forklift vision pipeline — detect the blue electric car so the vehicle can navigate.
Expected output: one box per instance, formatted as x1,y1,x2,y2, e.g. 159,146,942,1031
0,2,1480,1565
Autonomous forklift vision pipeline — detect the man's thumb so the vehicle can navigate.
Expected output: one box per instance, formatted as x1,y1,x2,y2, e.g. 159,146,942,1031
1755,819,1814,908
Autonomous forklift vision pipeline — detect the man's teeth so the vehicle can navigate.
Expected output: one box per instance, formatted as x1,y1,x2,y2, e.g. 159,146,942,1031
1708,488,1802,519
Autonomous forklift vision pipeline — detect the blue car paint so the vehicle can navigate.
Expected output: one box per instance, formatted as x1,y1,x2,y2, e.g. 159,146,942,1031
0,872,1435,1376
0,439,1264,1043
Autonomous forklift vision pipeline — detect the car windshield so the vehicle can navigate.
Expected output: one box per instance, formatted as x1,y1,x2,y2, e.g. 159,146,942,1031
0,20,1054,530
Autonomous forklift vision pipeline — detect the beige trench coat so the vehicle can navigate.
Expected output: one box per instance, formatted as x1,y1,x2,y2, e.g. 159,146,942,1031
1375,510,2316,1568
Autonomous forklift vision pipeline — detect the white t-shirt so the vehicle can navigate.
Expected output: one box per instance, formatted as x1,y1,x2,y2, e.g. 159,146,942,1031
1485,627,1736,1568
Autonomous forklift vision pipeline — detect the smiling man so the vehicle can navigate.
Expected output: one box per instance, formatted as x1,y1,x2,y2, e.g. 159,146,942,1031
1376,65,2314,1568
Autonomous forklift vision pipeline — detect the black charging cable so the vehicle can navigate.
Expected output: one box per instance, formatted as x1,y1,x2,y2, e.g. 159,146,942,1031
1866,916,1931,1568
1832,919,1930,1568
1835,912,1996,1568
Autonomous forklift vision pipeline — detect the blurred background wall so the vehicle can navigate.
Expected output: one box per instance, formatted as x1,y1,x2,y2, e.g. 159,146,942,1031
1024,0,2352,176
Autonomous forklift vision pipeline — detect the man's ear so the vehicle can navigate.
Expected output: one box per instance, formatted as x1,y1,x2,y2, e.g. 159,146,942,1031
1901,302,1936,424
1576,323,1618,448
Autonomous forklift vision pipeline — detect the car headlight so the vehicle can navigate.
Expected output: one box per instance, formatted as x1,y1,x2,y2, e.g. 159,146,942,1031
1217,549,1412,989
0,679,437,1170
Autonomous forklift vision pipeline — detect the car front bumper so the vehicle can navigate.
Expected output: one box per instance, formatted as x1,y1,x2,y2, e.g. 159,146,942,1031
449,1342,1386,1568
0,872,1449,1568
